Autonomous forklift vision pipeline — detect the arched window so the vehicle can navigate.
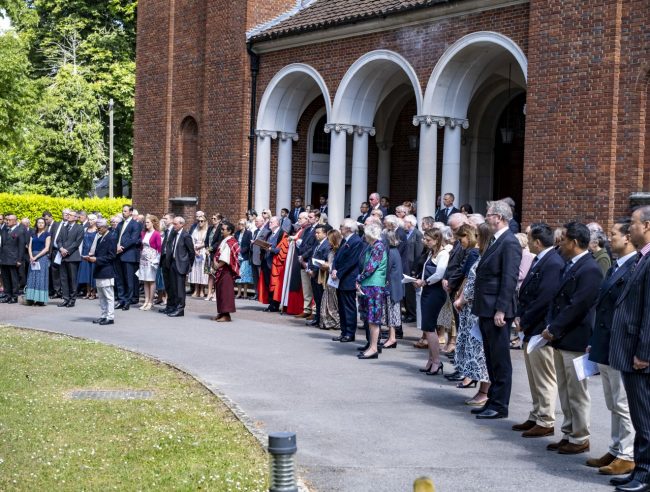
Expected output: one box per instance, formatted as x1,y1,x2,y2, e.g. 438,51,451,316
311,115,330,155
180,116,199,197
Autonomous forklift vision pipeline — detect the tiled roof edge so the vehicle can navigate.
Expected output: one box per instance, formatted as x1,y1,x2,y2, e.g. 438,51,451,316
246,0,320,40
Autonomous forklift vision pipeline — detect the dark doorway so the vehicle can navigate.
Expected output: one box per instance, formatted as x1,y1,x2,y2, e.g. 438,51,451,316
493,93,526,220
310,182,329,210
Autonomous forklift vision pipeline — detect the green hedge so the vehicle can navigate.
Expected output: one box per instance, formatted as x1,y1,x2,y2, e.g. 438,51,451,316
0,193,131,223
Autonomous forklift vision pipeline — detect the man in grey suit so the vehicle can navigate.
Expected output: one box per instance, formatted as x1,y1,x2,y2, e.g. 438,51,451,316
609,206,650,492
57,210,84,307
471,200,522,419
250,216,268,301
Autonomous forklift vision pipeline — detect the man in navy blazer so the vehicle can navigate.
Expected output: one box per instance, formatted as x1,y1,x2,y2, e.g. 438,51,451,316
331,218,365,343
307,224,331,327
587,219,636,476
115,204,142,310
85,219,116,325
0,214,26,304
513,223,564,437
542,222,603,454
471,200,521,419
610,206,650,492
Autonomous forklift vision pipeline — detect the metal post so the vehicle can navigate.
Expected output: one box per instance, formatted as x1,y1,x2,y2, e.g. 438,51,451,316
268,432,297,492
108,98,114,198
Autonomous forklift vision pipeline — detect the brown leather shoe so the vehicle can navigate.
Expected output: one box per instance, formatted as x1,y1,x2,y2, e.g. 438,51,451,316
522,425,554,438
586,452,617,468
558,441,590,454
512,420,536,431
295,312,310,319
547,439,569,451
599,458,635,476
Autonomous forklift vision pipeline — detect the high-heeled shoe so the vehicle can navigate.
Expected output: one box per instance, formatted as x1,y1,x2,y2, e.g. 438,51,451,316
456,379,477,389
419,363,433,373
425,362,444,376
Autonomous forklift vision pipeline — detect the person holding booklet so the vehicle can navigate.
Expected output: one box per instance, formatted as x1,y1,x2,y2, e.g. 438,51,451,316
24,217,51,306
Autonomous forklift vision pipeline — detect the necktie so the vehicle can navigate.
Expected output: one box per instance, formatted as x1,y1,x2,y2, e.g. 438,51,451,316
561,260,573,280
530,255,539,270
172,234,179,258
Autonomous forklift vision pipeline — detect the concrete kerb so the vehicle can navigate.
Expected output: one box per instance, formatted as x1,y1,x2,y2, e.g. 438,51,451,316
3,324,311,492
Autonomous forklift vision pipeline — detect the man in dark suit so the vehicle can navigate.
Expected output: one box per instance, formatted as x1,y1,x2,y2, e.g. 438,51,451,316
357,202,371,224
609,206,650,492
434,193,460,225
57,210,84,307
290,198,304,224
586,219,636,476
318,194,328,216
18,217,32,291
165,216,195,317
471,200,522,419
0,214,25,303
263,216,285,312
331,218,365,342
297,210,320,319
512,222,564,437
115,204,142,310
43,211,62,297
250,216,268,301
307,224,331,327
85,218,117,325
157,213,175,310
542,222,603,454
368,192,387,218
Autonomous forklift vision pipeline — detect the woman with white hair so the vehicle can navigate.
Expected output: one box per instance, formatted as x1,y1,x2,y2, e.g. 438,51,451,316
356,222,388,359
77,213,98,299
380,230,404,349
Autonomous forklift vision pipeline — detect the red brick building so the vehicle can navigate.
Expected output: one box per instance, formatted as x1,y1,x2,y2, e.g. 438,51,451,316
133,0,649,229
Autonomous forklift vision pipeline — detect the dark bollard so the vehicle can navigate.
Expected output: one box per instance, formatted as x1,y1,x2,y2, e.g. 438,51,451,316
268,432,298,492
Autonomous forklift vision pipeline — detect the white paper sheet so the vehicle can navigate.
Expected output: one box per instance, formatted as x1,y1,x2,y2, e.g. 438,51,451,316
327,276,339,289
30,261,41,271
573,354,600,381
54,252,62,265
312,258,326,267
402,274,417,284
527,334,548,354
470,321,482,342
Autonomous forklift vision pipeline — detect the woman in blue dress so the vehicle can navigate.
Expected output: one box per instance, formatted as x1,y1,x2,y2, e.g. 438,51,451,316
77,214,98,299
25,217,51,306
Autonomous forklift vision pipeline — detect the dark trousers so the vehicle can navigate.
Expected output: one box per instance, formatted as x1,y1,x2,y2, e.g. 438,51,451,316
60,261,80,302
479,316,513,414
311,277,323,323
252,264,260,296
161,262,171,293
19,257,28,289
337,289,357,338
116,260,137,304
404,283,417,318
50,258,61,295
168,264,187,311
1,265,20,299
622,372,650,482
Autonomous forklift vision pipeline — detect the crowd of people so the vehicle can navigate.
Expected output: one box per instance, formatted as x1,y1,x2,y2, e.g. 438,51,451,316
1,193,650,492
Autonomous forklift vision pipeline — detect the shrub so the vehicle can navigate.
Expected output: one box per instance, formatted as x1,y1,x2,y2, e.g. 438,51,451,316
0,193,131,223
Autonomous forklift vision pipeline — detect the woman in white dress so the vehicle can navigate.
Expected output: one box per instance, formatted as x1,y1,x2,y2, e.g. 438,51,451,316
190,217,209,297
138,215,162,310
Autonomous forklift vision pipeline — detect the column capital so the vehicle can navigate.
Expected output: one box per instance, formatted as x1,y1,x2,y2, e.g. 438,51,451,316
354,125,376,137
446,117,469,130
412,115,446,127
324,123,354,135
255,129,278,140
279,131,299,142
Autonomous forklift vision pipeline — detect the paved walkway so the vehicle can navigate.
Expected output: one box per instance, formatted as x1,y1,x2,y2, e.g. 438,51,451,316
2,297,616,491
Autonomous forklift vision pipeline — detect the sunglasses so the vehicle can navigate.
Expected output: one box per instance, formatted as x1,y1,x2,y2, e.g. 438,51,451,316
198,220,205,223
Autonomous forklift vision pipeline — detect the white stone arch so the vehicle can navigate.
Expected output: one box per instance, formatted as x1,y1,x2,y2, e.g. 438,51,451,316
422,31,527,118
257,63,331,133
332,50,423,126
255,63,331,213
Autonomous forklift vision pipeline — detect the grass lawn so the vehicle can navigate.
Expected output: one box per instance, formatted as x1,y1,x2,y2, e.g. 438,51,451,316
0,326,268,491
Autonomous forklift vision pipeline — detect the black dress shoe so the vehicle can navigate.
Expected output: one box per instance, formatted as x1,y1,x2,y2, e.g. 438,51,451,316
332,335,343,341
99,319,114,325
0,297,10,303
115,302,125,309
476,409,507,419
130,299,140,305
160,307,173,314
58,301,69,307
357,352,379,359
122,304,130,311
339,336,356,343
7,298,18,304
92,318,106,324
616,480,650,492
471,405,489,415
306,319,319,326
167,309,184,317
611,476,635,487
66,301,75,307
357,344,370,351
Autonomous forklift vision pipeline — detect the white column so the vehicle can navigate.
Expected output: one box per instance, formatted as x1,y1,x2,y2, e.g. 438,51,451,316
440,118,468,207
351,126,375,216
324,123,353,228
376,141,392,198
276,132,299,216
254,130,276,212
413,116,445,225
